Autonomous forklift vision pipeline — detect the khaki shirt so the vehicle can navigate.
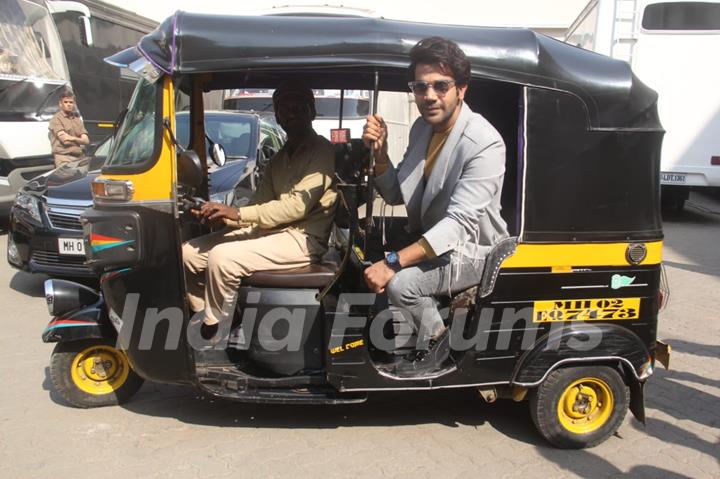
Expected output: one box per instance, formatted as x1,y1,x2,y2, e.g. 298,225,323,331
232,132,337,253
48,111,88,157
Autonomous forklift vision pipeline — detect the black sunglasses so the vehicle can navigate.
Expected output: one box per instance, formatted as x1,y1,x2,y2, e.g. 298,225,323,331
407,80,456,96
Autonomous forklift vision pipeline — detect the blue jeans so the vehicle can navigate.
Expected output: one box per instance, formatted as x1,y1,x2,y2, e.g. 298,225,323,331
385,252,485,342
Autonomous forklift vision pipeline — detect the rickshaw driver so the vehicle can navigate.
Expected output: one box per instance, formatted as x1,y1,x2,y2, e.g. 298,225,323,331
182,82,337,340
362,37,508,374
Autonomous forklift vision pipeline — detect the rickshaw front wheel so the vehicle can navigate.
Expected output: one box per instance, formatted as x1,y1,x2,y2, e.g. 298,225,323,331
530,365,629,449
50,339,144,408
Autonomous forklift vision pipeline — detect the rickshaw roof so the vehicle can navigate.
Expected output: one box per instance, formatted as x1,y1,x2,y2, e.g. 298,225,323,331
108,11,660,130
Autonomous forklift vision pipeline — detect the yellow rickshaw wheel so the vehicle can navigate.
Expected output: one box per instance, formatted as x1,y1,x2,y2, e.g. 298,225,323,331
70,345,130,395
557,377,614,434
530,365,629,448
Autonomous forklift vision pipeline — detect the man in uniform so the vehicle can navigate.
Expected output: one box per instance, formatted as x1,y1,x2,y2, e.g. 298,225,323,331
48,89,89,168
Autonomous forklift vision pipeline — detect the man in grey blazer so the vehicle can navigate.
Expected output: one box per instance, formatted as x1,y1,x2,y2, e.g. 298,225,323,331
362,36,508,375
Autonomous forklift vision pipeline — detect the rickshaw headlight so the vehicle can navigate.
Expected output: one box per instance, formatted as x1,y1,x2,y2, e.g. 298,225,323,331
92,178,134,201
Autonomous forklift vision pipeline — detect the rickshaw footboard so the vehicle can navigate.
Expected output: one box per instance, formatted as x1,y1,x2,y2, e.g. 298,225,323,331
195,366,367,404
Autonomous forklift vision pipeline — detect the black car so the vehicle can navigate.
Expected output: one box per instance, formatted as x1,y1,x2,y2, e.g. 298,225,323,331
7,111,285,277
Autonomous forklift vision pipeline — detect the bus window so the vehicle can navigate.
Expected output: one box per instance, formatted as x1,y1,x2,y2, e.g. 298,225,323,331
642,2,720,30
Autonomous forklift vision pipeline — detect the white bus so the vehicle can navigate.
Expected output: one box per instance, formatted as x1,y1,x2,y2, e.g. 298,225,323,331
0,0,91,216
565,0,720,209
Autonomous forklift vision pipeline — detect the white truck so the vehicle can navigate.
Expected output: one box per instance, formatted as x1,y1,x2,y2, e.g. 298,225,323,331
565,0,720,209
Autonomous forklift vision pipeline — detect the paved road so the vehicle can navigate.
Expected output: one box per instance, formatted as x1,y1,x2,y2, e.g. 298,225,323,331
0,193,718,479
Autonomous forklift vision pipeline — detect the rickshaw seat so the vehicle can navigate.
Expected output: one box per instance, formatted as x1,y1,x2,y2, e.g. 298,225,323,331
243,263,337,288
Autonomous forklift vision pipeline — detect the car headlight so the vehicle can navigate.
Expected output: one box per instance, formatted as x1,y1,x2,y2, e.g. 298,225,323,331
15,192,42,223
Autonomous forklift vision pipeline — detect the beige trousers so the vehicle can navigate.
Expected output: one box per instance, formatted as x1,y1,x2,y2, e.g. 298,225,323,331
182,227,315,325
54,154,82,168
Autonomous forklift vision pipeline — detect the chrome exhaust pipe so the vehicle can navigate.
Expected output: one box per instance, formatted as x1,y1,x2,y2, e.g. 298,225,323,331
44,279,100,317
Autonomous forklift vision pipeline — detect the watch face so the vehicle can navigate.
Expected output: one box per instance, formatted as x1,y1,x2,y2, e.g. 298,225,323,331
387,252,398,265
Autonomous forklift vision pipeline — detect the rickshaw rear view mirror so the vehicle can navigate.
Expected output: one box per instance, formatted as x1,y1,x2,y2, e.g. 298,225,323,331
211,143,226,167
177,150,203,188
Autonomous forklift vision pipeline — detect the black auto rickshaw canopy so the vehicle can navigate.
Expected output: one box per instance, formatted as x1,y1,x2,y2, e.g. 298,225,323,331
107,12,664,242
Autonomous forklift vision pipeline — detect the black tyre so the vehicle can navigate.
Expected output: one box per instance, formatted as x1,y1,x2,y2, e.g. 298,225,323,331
661,188,688,212
49,339,144,408
530,365,629,449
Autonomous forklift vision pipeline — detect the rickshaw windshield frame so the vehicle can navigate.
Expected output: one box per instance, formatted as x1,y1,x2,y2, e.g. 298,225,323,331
103,78,163,175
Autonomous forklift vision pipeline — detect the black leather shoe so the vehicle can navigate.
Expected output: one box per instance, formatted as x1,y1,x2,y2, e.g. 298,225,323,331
391,329,451,376
408,328,451,375
388,349,423,374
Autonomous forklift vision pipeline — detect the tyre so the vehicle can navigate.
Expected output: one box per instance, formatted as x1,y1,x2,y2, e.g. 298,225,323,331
661,188,688,213
49,339,144,408
530,365,629,449
674,196,686,211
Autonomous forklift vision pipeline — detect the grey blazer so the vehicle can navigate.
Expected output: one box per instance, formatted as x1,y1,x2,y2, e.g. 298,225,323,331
374,102,508,259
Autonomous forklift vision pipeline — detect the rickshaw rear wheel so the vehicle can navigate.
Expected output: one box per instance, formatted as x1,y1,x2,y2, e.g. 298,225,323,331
530,365,629,449
50,339,144,408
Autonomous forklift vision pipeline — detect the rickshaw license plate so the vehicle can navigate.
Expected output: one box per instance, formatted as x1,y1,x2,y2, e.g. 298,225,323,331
58,238,85,256
533,298,640,323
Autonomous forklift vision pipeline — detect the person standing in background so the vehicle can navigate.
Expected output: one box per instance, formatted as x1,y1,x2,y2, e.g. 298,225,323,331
48,89,89,168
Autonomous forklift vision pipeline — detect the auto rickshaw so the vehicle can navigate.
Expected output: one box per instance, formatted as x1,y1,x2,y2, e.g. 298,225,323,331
41,12,672,449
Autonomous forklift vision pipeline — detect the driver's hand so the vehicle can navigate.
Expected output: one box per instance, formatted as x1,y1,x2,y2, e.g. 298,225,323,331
362,114,388,157
198,202,240,223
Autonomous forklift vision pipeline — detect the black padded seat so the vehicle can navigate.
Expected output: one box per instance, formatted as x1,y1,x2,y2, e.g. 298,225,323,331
243,263,337,288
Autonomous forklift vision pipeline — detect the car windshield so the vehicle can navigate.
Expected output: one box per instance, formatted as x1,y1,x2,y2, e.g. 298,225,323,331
175,114,257,159
104,79,158,169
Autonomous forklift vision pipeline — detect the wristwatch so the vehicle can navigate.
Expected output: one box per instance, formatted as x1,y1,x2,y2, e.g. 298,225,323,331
384,251,402,272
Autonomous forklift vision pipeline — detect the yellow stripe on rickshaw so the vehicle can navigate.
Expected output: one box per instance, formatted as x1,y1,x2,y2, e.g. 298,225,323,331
501,241,662,269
